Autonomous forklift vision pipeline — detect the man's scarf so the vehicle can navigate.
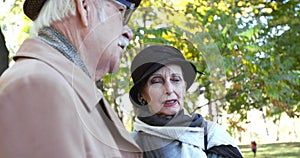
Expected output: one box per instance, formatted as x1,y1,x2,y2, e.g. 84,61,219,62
37,27,91,78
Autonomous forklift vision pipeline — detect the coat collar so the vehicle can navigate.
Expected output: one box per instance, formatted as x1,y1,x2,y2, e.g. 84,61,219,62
14,38,102,111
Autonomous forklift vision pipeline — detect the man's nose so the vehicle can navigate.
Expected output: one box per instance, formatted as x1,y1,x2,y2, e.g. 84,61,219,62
122,25,133,40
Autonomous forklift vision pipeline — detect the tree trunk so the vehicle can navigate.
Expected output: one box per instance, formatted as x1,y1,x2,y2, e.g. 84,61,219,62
0,27,9,76
208,100,219,122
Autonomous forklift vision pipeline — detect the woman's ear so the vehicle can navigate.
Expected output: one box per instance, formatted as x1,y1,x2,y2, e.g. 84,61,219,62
76,0,89,27
138,93,148,106
137,93,143,102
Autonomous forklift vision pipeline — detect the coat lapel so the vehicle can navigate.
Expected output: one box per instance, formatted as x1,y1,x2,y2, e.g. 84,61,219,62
14,38,101,111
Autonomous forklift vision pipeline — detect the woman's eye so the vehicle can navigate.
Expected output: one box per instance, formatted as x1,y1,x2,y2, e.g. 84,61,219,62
171,76,181,82
150,78,163,84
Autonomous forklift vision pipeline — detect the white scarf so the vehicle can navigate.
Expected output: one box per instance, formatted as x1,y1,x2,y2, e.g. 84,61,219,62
134,118,208,158
133,118,241,157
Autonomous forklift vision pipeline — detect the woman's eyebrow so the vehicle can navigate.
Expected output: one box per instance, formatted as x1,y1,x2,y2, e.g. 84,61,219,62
150,73,162,77
171,73,182,76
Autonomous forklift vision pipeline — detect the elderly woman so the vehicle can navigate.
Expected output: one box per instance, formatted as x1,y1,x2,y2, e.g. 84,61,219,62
129,45,243,158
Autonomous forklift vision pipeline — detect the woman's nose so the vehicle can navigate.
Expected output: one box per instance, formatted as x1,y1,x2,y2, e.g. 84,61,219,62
164,81,174,95
122,25,133,40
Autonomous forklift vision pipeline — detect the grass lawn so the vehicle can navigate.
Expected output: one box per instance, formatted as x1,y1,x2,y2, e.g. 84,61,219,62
238,142,300,158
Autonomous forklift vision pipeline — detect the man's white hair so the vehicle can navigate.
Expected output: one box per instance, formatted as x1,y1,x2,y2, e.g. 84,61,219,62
31,0,105,34
31,0,76,34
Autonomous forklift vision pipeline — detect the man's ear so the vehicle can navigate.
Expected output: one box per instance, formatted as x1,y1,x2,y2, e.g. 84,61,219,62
76,0,89,27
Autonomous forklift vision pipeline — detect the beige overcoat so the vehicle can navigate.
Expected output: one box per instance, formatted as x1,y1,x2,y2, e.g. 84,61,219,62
0,38,142,158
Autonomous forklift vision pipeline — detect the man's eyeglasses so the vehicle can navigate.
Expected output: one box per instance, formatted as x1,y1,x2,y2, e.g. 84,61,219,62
113,0,136,25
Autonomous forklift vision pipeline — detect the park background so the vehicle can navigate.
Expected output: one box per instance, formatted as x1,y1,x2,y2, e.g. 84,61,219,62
0,0,299,157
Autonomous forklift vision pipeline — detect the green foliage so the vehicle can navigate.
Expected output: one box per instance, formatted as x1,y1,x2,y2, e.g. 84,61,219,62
0,0,31,54
127,0,300,128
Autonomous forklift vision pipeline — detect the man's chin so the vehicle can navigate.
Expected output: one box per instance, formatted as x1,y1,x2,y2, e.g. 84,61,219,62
110,63,121,73
94,71,105,81
94,63,120,80
94,75,101,81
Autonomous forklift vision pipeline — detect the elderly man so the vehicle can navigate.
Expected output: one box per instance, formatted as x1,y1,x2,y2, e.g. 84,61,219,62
0,0,142,157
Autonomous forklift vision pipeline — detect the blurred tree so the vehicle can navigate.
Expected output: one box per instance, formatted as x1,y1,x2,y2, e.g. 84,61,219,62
124,0,300,130
0,27,9,75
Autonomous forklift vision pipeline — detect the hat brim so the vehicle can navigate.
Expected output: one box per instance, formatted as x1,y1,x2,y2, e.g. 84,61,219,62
23,0,48,20
128,0,141,9
23,0,142,21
